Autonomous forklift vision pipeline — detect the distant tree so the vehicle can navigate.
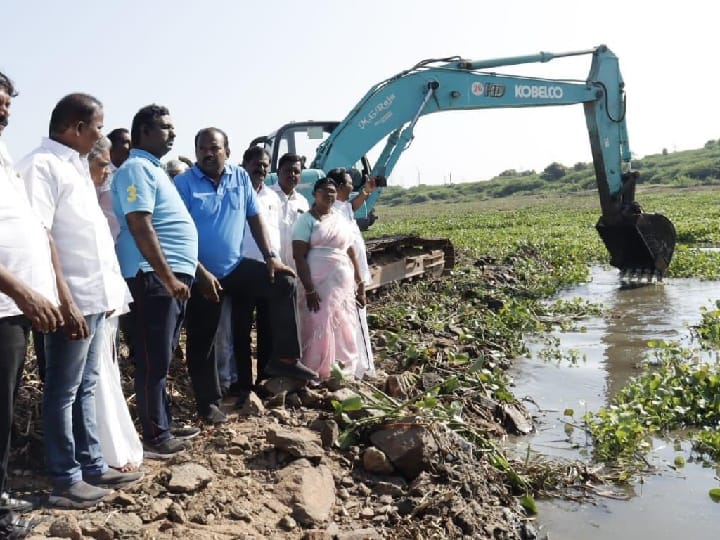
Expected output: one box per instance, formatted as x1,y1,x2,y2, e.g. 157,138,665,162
572,162,588,171
540,162,567,182
499,169,518,177
704,139,716,149
662,148,668,155
520,169,536,177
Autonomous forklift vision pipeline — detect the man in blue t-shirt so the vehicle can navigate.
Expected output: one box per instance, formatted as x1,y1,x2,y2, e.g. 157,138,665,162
112,104,199,459
173,128,316,412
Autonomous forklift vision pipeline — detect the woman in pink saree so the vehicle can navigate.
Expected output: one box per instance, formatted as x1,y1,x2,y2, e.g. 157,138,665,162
292,178,366,380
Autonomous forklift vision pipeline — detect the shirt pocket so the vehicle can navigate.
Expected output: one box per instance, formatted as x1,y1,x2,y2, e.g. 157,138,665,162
227,186,244,210
191,192,220,216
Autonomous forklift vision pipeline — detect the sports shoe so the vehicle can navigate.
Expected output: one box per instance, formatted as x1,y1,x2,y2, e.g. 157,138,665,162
84,468,143,488
143,437,188,460
199,403,228,424
264,359,317,381
0,492,33,513
171,423,201,440
48,480,112,509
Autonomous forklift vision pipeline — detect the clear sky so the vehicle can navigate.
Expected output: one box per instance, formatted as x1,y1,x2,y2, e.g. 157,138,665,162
1,0,716,187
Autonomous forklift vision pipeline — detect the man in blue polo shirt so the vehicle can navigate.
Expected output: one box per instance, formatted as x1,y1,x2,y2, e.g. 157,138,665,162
112,104,199,458
173,128,316,414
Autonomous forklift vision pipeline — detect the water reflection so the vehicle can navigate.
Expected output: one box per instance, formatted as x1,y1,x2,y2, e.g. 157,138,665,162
509,266,720,540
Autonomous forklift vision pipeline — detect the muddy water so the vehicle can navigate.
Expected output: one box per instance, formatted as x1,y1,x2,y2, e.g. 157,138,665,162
509,266,720,539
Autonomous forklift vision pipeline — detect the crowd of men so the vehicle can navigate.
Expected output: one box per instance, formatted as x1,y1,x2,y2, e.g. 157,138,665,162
0,69,357,536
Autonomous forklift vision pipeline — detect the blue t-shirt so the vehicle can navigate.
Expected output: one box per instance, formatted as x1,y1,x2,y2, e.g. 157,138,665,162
112,149,199,278
173,163,260,278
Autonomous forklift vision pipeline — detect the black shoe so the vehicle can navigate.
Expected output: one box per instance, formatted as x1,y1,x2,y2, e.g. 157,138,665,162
47,481,112,509
0,493,32,514
84,468,143,488
143,437,188,460
226,382,246,398
0,510,43,539
199,404,228,424
264,360,317,381
171,423,201,440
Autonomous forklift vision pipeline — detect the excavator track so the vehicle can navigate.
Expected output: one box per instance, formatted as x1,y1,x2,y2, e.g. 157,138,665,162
364,235,455,291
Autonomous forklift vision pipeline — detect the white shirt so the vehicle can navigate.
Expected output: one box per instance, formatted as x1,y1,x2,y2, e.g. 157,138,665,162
270,183,309,269
241,184,282,262
17,138,131,316
96,172,120,242
332,199,371,284
0,141,59,318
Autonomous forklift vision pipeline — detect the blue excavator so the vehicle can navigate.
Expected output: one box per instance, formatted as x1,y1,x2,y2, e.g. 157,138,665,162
250,45,676,289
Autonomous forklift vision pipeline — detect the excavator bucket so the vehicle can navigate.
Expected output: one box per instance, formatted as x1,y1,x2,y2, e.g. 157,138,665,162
596,213,676,276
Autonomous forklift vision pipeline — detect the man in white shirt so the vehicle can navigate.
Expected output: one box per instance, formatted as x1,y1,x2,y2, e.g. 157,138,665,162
270,153,309,269
17,93,140,509
231,146,282,403
0,71,63,537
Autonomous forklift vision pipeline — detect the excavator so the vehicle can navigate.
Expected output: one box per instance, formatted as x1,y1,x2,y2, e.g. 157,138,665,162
250,45,676,289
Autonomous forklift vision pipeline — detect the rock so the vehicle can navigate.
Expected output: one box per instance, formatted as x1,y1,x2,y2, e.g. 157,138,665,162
231,434,251,449
105,513,143,537
362,447,395,475
370,420,438,480
229,505,253,522
286,392,303,408
359,507,375,518
168,502,187,523
302,529,333,540
310,417,339,448
80,522,114,540
327,387,359,404
261,377,306,395
238,391,265,415
106,491,136,507
372,479,406,496
276,458,335,525
167,462,214,493
298,387,324,407
266,426,324,460
147,497,173,521
335,528,382,540
278,515,297,530
48,515,82,540
499,402,534,435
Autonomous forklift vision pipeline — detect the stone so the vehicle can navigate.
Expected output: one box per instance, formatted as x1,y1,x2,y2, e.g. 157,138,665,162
266,426,324,460
302,529,333,540
80,523,114,540
372,479,407,496
278,515,297,530
168,502,187,523
105,513,143,537
147,497,173,521
276,458,336,525
370,421,438,480
48,515,82,540
238,391,265,416
261,377,306,396
499,401,533,435
310,417,340,448
229,505,253,522
106,491,136,507
167,462,214,493
336,527,382,539
362,446,395,475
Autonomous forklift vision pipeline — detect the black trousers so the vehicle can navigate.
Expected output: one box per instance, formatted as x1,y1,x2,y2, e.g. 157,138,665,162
185,259,300,411
127,271,193,444
0,315,30,494
234,296,272,389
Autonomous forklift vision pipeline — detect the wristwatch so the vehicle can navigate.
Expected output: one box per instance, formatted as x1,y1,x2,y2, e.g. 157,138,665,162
264,251,278,261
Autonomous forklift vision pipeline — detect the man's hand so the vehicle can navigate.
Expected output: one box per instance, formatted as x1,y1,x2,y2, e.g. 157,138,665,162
14,288,64,333
366,175,377,193
266,257,295,283
60,300,89,340
196,266,222,303
164,276,191,300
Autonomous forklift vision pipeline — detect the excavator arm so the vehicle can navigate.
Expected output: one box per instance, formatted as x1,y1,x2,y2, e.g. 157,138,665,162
255,45,676,280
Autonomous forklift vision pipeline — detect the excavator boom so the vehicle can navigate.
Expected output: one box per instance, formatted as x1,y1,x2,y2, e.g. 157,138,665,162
253,45,676,285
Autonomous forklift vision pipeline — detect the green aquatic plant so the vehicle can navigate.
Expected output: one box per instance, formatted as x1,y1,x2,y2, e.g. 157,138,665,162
584,340,720,463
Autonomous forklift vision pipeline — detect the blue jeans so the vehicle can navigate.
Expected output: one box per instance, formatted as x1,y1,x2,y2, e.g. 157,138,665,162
43,312,108,486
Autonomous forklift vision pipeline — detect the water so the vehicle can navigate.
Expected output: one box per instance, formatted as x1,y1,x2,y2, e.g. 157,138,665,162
509,266,720,540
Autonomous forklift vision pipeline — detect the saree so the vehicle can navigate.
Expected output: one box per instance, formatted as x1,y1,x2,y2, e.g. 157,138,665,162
297,212,359,380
